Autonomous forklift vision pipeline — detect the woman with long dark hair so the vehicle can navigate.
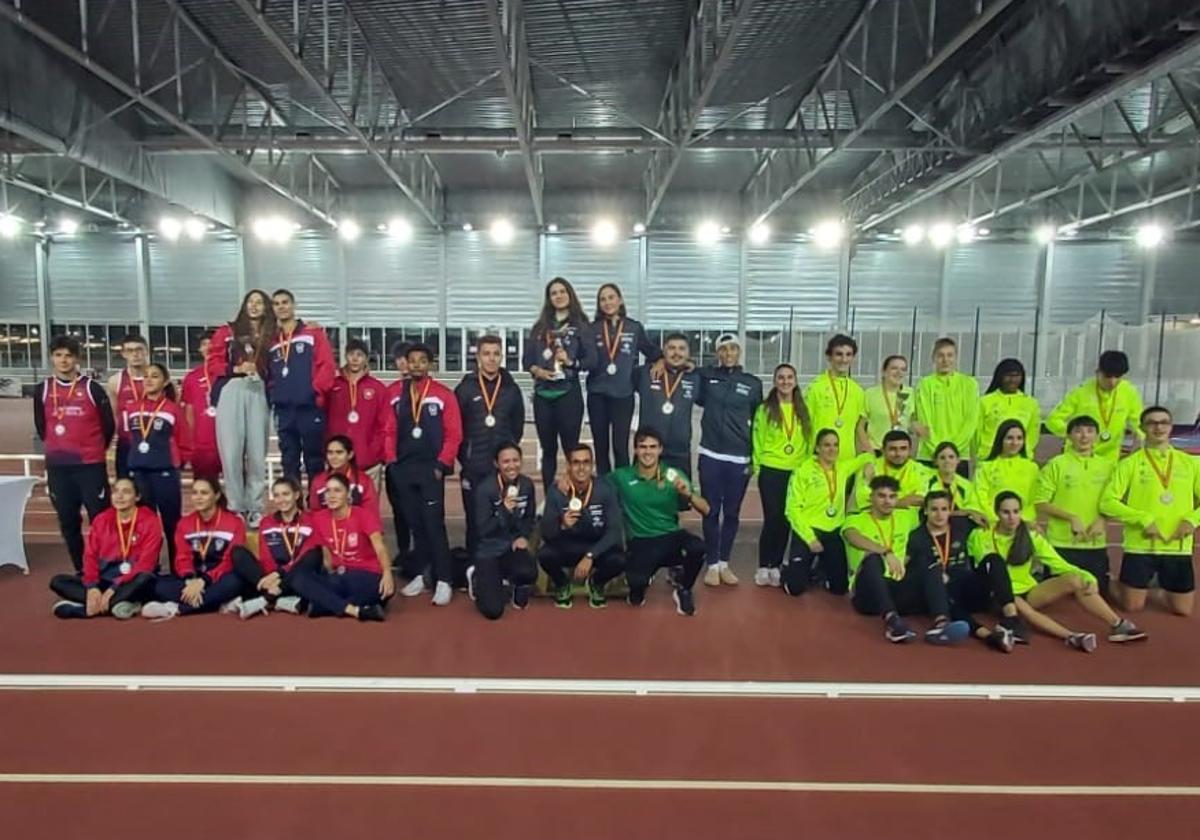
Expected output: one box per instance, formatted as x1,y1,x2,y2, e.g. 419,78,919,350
308,434,381,527
208,289,276,528
974,419,1039,524
123,362,187,568
586,283,660,474
968,492,1145,650
864,355,912,453
751,363,811,586
233,476,322,618
976,358,1041,458
522,277,597,490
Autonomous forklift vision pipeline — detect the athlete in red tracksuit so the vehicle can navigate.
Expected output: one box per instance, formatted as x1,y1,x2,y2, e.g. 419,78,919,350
179,331,222,482
325,338,388,471
106,332,149,478
267,290,335,481
384,343,462,604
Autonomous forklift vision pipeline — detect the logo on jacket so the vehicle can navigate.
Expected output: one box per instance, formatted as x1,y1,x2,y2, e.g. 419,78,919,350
429,405,439,416
348,532,359,548
296,343,306,354
364,389,375,399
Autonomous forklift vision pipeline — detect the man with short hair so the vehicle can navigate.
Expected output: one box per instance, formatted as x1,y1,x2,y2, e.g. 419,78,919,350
609,429,710,616
843,476,970,645
1047,350,1145,462
467,441,537,620
1100,406,1199,616
636,332,700,478
540,444,626,609
385,343,462,606
326,338,388,476
911,337,979,471
456,334,525,556
267,289,335,481
805,333,870,462
1035,415,1115,595
36,336,115,572
179,330,221,482
852,429,933,526
106,332,149,478
384,341,413,570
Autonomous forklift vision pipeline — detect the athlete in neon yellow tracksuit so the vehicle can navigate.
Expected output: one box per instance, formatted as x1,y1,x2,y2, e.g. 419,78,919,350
1046,350,1144,463
973,419,1040,524
911,338,978,467
863,355,913,452
976,358,1041,459
804,334,871,464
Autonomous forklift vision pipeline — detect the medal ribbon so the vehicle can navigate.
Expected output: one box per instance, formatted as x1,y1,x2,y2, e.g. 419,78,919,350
1093,381,1116,431
780,402,797,443
932,530,951,568
330,511,349,558
882,385,901,426
869,512,895,552
51,376,80,419
570,480,594,508
279,514,301,561
660,368,683,405
116,508,138,559
820,462,838,511
478,372,501,416
135,396,168,444
827,371,848,421
277,326,295,367
1144,448,1174,493
409,377,433,427
603,318,624,365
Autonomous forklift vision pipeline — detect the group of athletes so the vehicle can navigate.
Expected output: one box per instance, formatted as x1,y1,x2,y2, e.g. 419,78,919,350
34,276,1197,650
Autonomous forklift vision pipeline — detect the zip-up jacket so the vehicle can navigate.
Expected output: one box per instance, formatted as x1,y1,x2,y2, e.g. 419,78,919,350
123,396,191,471
1046,378,1145,461
82,506,163,588
973,455,1040,524
976,390,1041,458
325,372,388,468
474,473,537,562
1033,450,1114,549
585,315,661,398
384,376,463,474
455,369,526,479
635,364,699,459
968,526,1095,596
751,401,808,473
908,517,974,574
34,376,114,466
696,365,763,462
257,510,318,574
913,371,980,460
540,479,624,558
308,467,382,532
173,508,246,583
180,361,218,458
207,323,268,405
523,319,597,398
266,320,335,408
1100,446,1200,556
785,454,874,543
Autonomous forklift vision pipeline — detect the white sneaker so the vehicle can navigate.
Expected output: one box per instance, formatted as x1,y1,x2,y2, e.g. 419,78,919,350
432,581,452,606
466,566,477,602
238,596,269,620
274,595,303,614
141,601,179,621
401,576,426,597
219,596,243,615
754,568,771,587
768,568,782,588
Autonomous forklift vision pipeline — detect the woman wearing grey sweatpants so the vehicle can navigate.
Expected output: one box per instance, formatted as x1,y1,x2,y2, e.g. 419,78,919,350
207,289,274,528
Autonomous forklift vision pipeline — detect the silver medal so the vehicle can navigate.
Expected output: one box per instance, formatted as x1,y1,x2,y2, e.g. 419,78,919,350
137,441,150,454
411,427,423,439
1161,492,1174,504
606,363,618,375
834,417,844,428
543,348,553,361
205,406,217,418
665,468,678,483
506,485,519,498
118,561,132,575
484,414,497,428
281,365,289,378
1099,431,1112,442
783,444,795,455
568,497,583,512
54,423,67,436
347,411,360,424
661,402,675,415
825,506,837,517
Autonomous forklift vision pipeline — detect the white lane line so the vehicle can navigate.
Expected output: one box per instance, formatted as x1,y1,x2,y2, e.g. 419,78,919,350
0,772,1196,795
0,673,1197,702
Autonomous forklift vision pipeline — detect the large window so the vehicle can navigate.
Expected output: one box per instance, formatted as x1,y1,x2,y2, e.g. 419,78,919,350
0,323,40,372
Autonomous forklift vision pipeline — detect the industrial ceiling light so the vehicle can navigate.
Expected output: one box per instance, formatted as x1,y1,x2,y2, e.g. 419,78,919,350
901,224,925,246
591,219,618,246
159,216,183,241
183,217,206,241
1134,223,1165,249
696,220,722,245
387,217,414,242
955,224,977,245
0,214,21,239
462,222,474,232
632,222,646,235
252,216,292,243
748,223,771,245
58,216,80,235
546,223,559,234
1033,225,1057,245
490,218,515,245
927,222,955,249
811,219,845,250
337,219,362,242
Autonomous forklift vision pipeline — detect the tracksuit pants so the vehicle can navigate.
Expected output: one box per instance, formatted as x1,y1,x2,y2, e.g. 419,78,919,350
460,469,491,558
782,528,847,595
586,392,634,474
471,547,538,620
698,454,751,566
393,462,452,584
216,377,269,516
115,440,131,479
49,572,155,609
153,561,253,614
231,547,321,602
533,388,584,490
46,463,110,573
851,554,951,618
538,541,625,589
275,403,325,482
946,556,1016,632
757,465,791,569
289,566,384,617
626,530,706,601
384,463,414,573
130,467,181,569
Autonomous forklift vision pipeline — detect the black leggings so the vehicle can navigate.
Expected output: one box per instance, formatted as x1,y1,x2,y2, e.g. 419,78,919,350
586,392,635,474
757,466,791,569
782,528,847,595
47,463,110,573
533,387,584,490
50,572,155,609
851,554,950,618
472,548,539,621
232,547,322,599
946,556,1016,632
538,541,626,589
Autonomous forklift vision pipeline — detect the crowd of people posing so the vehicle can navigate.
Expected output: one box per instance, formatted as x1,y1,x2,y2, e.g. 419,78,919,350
34,277,1197,651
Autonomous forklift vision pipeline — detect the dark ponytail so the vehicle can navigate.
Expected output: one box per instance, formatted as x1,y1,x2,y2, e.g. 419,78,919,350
994,491,1033,566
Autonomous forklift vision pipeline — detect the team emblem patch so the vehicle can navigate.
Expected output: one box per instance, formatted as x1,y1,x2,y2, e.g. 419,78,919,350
348,533,359,548
296,343,305,354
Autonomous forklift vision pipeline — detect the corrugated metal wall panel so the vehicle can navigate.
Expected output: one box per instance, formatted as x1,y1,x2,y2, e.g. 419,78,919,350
1049,241,1142,324
346,232,442,326
148,236,241,324
746,240,839,329
244,235,342,325
47,236,138,322
1150,243,1200,316
847,243,941,326
445,230,540,327
542,233,641,318
646,234,739,328
944,242,1041,322
0,238,39,321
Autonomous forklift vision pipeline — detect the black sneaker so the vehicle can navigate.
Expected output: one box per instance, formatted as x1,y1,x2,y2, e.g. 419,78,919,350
553,583,573,609
512,585,531,610
986,626,1015,653
586,577,607,609
356,604,386,622
672,587,695,617
885,614,916,643
627,588,646,607
52,600,86,619
1001,615,1031,645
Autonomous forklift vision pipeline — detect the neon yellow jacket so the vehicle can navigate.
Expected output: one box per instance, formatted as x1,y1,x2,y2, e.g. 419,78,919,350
925,473,984,517
1045,378,1144,462
852,457,933,532
843,510,914,584
1033,450,1114,549
804,371,866,463
976,391,1041,458
1099,447,1200,556
967,527,1095,596
913,371,979,460
973,455,1040,524
863,384,913,451
785,453,873,544
751,402,807,474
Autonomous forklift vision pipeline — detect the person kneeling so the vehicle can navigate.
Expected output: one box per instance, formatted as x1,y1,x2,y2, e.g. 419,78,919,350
51,476,160,619
970,492,1145,652
610,429,710,616
540,444,626,609
142,477,255,619
843,476,969,644
288,473,394,620
468,442,538,620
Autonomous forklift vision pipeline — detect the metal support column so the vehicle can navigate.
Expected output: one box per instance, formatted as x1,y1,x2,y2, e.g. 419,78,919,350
33,236,50,371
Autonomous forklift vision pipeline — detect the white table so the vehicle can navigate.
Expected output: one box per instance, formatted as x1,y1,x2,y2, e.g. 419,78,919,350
0,476,39,574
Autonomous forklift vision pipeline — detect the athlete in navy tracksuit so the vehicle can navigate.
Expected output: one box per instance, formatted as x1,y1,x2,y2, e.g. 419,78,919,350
267,290,335,481
469,442,538,620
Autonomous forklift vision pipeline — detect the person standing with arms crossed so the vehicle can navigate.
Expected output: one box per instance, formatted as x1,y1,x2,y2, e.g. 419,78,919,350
911,337,978,475
267,289,335,482
106,333,149,478
179,330,221,482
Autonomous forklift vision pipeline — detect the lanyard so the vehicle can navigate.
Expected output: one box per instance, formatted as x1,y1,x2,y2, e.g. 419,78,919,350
1094,381,1116,429
660,369,683,402
602,318,624,364
881,385,901,426
1144,448,1175,492
115,508,138,558
570,480,594,508
330,511,350,557
278,513,302,560
478,372,501,415
827,371,848,419
409,377,433,426
931,530,951,567
135,396,168,442
869,513,895,552
50,376,80,419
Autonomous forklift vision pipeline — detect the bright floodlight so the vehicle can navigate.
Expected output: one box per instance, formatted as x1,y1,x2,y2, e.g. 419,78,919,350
159,217,183,241
1033,225,1056,245
1135,223,1165,249
388,217,413,242
252,216,292,243
546,223,559,234
58,216,80,235
632,222,646,235
956,224,977,245
462,222,474,232
0,214,20,239
696,220,722,245
927,222,955,249
812,219,844,250
748,223,771,245
592,219,618,246
902,224,925,246
184,217,206,241
978,228,991,237
490,218,515,245
338,219,362,242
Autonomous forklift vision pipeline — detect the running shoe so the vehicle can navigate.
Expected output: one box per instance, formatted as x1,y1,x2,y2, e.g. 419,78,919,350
1066,632,1098,653
357,604,386,622
553,583,573,609
238,596,269,620
141,601,179,621
767,568,782,588
52,600,86,619
1108,618,1148,643
219,596,243,615
718,564,739,585
703,566,721,587
925,619,970,645
466,566,477,602
274,596,303,615
986,625,1015,654
586,577,607,609
673,586,696,617
1001,615,1031,645
110,601,141,621
432,581,453,606
401,576,426,597
512,585,531,610
754,568,771,587
885,614,917,643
